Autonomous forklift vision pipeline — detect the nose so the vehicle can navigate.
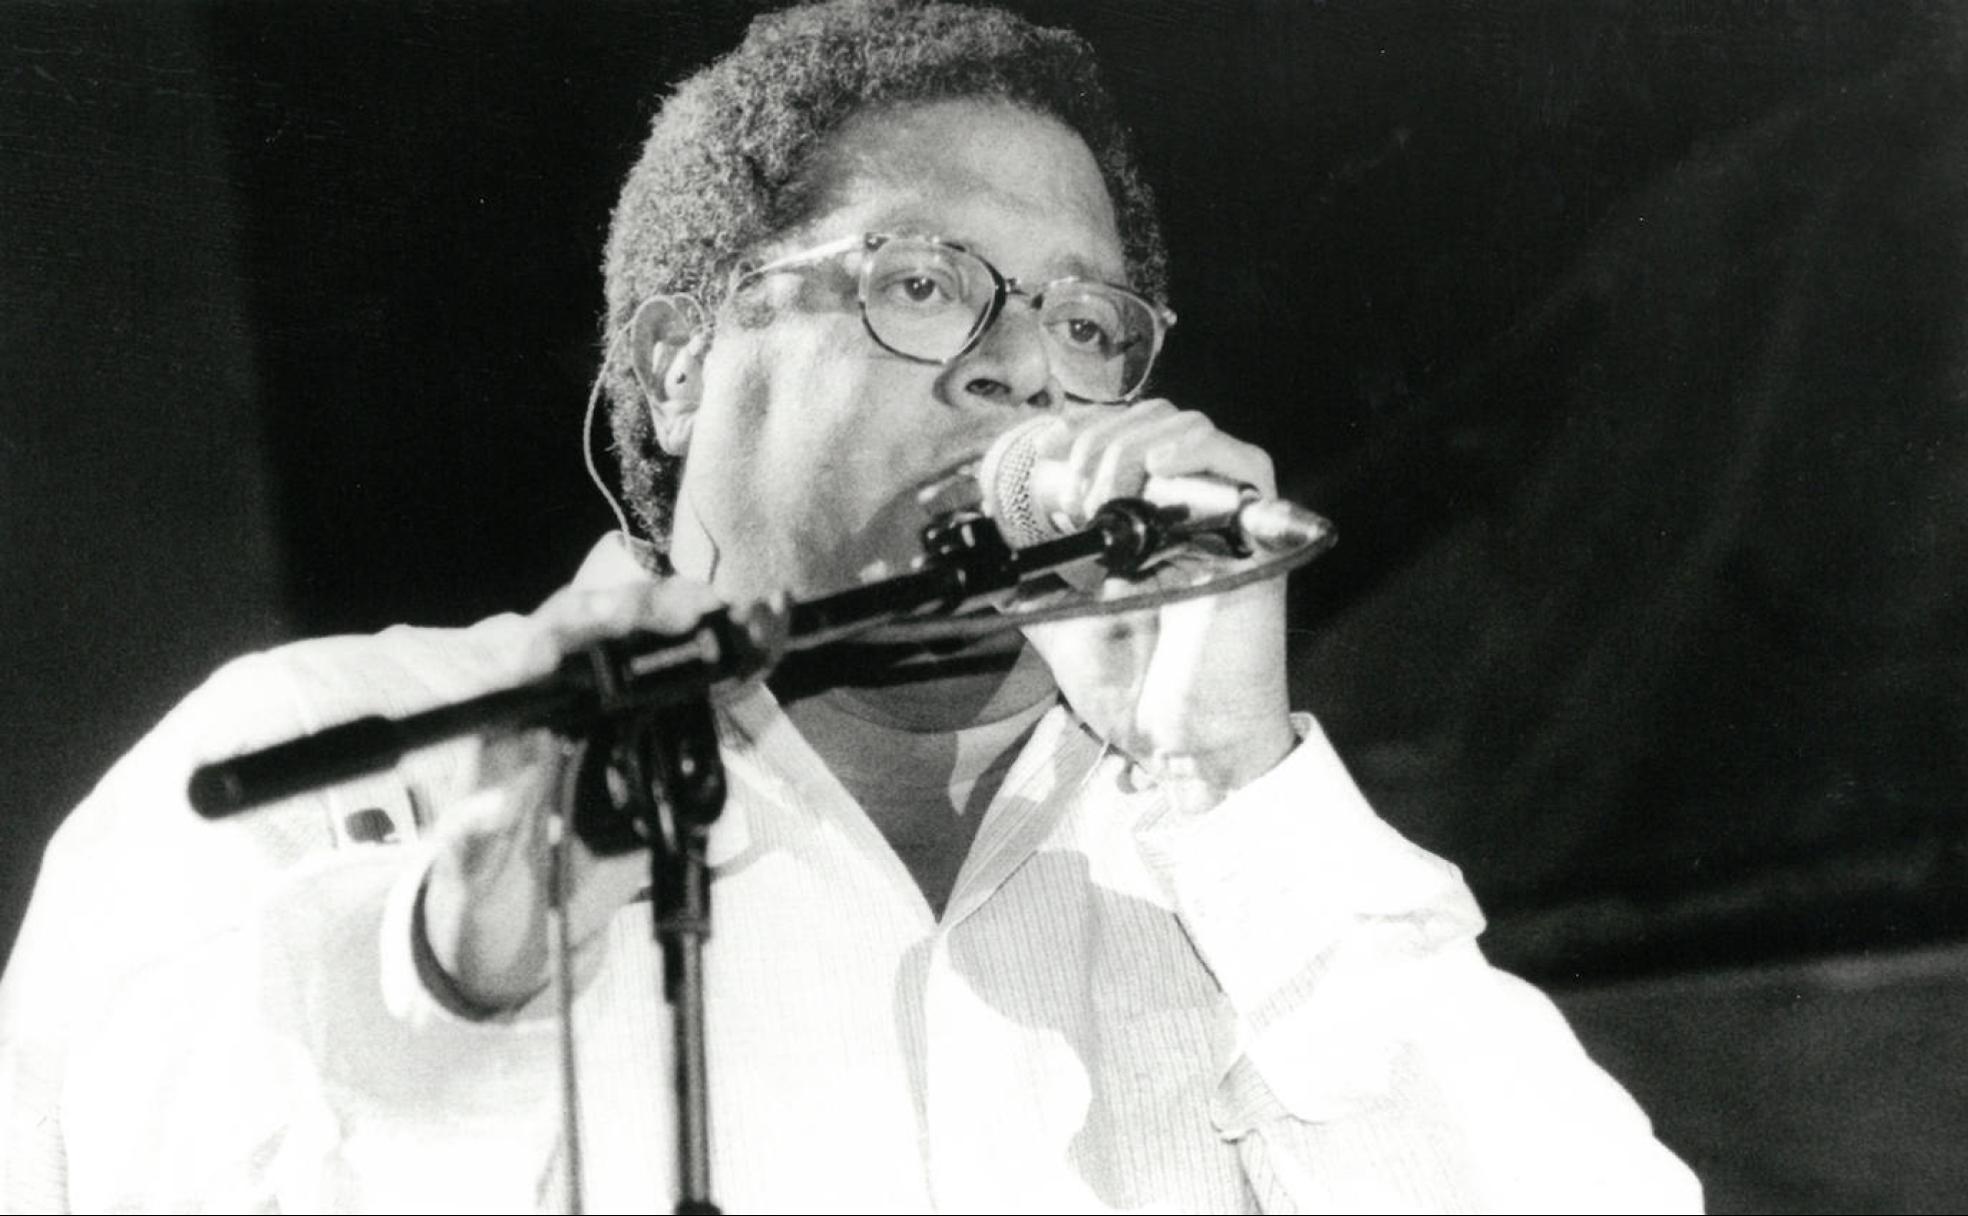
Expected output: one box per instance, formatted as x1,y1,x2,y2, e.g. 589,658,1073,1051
945,297,1057,410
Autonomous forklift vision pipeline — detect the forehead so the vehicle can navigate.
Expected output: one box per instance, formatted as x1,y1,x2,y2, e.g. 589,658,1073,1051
797,98,1127,283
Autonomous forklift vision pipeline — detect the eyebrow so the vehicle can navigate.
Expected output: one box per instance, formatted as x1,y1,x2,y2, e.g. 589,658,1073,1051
876,216,1127,286
1045,250,1117,284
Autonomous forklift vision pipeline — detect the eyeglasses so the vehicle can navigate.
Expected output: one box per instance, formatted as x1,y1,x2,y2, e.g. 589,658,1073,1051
733,233,1176,404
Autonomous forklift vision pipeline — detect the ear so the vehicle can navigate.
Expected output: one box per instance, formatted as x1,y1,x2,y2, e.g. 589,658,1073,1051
628,295,709,456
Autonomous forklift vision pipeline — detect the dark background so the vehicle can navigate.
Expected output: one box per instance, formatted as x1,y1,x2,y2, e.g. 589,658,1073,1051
4,2,1965,1209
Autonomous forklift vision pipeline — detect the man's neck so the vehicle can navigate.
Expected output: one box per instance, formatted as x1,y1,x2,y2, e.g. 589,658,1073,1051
770,631,1056,732
768,634,1058,917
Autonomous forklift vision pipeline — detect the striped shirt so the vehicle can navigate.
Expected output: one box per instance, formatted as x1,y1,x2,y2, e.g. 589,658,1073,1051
3,536,1700,1212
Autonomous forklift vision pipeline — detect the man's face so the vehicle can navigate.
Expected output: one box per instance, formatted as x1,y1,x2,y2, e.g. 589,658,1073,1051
669,98,1130,604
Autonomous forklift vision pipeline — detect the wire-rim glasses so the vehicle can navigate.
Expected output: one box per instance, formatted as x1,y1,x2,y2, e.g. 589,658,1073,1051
734,233,1176,404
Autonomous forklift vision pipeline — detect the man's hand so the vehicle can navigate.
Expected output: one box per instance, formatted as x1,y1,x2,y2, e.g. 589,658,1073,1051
420,577,727,1013
1020,399,1297,811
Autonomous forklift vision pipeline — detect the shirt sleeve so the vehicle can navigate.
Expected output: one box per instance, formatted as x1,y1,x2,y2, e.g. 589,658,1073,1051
0,650,343,1213
53,845,571,1213
0,614,552,1213
1134,715,1704,1214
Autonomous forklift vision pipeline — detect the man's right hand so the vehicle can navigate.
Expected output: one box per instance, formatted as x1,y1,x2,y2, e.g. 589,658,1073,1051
419,577,727,1013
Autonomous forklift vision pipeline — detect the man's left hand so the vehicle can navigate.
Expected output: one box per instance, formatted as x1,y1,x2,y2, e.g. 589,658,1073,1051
1020,399,1297,810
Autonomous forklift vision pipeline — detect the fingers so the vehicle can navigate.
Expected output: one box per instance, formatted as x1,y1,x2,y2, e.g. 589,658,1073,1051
1054,399,1277,522
1141,425,1277,498
534,578,727,646
429,731,654,1011
423,756,565,1010
425,573,732,1012
514,577,730,679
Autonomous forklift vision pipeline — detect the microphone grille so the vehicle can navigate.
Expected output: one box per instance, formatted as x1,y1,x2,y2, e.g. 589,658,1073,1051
978,416,1067,549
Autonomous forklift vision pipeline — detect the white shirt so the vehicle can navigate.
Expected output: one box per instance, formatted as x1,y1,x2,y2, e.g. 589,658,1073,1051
1,536,1701,1213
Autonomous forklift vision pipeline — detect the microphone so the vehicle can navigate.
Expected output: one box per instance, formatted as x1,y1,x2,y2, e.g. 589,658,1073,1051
978,416,1331,554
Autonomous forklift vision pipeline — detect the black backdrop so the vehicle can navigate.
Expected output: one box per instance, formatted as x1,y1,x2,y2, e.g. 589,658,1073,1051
5,0,1965,984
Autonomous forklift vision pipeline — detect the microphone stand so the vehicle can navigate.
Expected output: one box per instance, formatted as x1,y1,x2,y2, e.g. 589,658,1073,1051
187,501,1203,1216
187,505,1172,819
564,651,727,1215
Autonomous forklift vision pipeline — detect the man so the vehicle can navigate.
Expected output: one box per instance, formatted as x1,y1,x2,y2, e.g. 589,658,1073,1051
1,1,1701,1210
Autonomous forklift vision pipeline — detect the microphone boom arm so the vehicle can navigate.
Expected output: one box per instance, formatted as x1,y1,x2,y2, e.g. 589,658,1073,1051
187,498,1331,819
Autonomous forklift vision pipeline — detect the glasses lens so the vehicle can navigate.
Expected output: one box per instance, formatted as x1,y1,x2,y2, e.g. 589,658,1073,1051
1040,284,1160,402
862,239,994,361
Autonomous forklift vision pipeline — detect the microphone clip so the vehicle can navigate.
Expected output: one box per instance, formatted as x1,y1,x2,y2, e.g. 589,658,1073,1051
918,510,1022,606
917,497,1168,592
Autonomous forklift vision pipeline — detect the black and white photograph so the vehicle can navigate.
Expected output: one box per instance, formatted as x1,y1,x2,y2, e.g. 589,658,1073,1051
3,2,1964,1211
